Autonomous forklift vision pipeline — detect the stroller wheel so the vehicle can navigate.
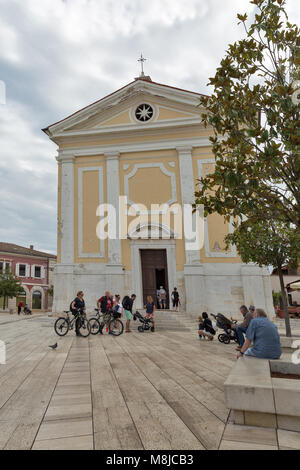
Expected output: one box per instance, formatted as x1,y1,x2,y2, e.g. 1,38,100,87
218,334,225,343
222,335,230,345
138,326,144,333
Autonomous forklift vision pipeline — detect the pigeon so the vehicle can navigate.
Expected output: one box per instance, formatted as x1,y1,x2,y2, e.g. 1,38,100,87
49,343,58,350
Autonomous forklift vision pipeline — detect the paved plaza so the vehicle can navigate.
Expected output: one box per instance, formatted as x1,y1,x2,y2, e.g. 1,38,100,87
0,313,300,450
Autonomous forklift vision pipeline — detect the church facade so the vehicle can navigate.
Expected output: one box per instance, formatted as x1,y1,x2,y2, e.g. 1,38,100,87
44,76,273,316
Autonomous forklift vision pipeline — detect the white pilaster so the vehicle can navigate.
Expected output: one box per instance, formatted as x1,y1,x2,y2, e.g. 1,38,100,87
177,146,201,265
105,151,122,265
59,156,74,264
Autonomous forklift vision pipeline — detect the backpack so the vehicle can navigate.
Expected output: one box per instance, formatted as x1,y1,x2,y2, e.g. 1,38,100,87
122,295,131,311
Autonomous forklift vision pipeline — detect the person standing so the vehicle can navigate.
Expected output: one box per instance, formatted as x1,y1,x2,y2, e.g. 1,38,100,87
113,294,123,317
97,291,113,314
171,288,179,311
17,301,23,315
122,294,136,333
145,296,156,331
231,305,253,350
158,286,167,310
71,291,85,336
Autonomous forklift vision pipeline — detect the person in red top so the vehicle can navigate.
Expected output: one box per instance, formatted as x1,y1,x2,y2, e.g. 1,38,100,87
17,301,23,315
97,291,113,314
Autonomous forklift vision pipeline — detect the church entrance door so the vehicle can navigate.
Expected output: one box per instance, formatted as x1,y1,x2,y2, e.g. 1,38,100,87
140,249,169,308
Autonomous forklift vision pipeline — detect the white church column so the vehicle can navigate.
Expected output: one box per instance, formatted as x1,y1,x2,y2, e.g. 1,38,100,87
52,155,75,313
60,155,75,264
177,146,204,314
105,151,122,265
104,152,124,294
177,146,201,265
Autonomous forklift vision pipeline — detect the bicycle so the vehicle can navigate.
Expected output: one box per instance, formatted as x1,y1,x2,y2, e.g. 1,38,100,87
88,308,124,336
54,309,91,337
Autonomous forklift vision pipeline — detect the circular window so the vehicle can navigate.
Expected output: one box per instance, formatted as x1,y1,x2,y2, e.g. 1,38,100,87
135,103,154,122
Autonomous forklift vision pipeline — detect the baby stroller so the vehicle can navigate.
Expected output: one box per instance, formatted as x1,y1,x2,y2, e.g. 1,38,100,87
210,313,238,344
133,311,155,333
24,306,32,315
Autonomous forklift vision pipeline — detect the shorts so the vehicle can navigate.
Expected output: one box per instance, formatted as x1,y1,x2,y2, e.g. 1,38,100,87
159,298,166,305
124,309,131,320
172,299,179,307
145,313,154,320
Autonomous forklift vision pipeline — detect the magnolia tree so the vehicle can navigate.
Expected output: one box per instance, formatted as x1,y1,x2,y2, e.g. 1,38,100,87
195,0,300,228
225,222,300,337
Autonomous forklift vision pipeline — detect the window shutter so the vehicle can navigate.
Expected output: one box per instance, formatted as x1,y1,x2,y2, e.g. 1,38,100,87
16,263,19,276
26,265,31,277
41,266,45,279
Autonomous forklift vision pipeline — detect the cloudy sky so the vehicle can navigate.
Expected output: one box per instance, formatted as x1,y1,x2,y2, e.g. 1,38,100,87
0,0,299,254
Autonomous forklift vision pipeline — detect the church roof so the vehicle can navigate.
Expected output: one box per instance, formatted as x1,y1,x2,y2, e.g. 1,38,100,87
42,77,208,135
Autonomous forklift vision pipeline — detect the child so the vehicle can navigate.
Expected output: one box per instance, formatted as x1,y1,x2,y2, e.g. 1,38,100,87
145,296,155,331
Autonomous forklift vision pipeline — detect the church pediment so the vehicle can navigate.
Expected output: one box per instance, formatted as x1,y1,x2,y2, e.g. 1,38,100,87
43,79,206,138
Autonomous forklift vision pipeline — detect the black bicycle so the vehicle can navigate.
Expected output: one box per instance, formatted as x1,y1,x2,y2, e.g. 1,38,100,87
54,309,91,337
88,308,124,336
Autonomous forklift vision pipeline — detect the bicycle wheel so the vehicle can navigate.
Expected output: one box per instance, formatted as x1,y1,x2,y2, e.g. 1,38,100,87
77,317,91,337
109,318,124,336
54,317,69,336
89,317,100,335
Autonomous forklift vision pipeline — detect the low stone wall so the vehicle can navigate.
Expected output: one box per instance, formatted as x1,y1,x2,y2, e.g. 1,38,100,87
225,354,300,432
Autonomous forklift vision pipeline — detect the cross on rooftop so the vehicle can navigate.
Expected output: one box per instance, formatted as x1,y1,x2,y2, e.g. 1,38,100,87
138,53,147,77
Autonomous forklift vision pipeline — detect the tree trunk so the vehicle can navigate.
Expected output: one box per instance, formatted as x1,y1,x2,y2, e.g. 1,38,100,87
278,265,291,337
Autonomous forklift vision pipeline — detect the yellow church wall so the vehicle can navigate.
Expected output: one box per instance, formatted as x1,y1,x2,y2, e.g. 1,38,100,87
57,128,212,150
57,163,62,263
156,107,196,121
74,159,108,264
99,110,132,127
82,170,101,254
192,151,242,264
60,145,240,268
119,150,186,271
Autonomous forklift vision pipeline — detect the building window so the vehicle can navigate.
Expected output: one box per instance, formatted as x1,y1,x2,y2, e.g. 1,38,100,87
18,264,26,277
135,103,154,122
0,262,11,273
34,266,41,278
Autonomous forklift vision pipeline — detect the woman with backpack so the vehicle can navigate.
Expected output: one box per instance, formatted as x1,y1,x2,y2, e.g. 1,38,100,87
122,294,136,333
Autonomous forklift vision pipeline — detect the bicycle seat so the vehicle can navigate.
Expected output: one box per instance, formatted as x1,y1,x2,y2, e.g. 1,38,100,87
94,308,99,312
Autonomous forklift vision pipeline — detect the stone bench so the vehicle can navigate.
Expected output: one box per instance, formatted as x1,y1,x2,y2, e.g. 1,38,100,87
224,355,300,432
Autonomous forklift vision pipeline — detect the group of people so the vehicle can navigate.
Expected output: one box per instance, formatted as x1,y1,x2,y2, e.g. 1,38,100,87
70,287,182,336
156,286,180,311
233,305,281,360
71,291,137,336
198,304,282,360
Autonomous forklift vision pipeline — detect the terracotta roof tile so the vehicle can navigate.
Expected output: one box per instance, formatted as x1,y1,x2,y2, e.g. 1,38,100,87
0,242,56,259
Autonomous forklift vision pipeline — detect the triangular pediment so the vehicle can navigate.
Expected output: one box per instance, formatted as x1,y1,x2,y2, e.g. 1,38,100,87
43,79,206,138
